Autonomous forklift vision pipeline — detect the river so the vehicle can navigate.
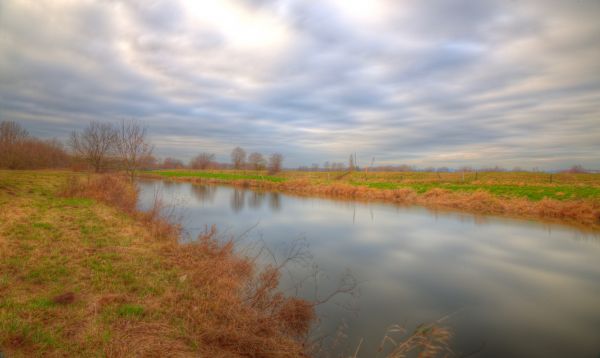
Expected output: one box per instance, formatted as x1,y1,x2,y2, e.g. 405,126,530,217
137,179,600,357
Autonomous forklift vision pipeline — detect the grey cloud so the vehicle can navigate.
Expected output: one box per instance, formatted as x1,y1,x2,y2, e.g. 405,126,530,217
0,0,599,168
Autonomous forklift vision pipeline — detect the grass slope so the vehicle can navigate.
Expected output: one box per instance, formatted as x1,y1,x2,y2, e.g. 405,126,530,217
0,171,312,357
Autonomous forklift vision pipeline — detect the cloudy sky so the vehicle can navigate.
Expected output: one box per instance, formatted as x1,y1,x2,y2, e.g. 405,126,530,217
1,0,599,169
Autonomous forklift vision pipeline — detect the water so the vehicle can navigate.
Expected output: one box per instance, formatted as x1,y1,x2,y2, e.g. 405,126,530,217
137,179,600,357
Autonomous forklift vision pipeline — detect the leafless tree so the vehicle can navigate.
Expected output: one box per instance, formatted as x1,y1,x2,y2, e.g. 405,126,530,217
0,121,29,168
69,121,117,173
161,157,185,169
190,152,216,169
248,152,266,170
115,119,154,180
231,146,246,169
268,153,283,174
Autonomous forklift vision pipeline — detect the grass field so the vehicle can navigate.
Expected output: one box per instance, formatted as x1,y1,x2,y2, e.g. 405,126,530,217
151,169,600,202
0,170,313,356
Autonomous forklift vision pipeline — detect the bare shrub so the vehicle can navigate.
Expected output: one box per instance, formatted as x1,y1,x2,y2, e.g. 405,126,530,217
268,153,284,174
248,152,266,170
69,121,117,172
115,119,154,180
160,157,186,169
231,147,246,169
60,174,138,213
190,152,215,169
0,121,69,169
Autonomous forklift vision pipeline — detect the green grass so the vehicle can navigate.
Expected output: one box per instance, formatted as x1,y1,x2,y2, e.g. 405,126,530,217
116,304,145,318
153,170,287,182
0,171,179,355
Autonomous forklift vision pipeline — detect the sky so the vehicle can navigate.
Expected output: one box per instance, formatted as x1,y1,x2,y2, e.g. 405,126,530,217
1,0,599,169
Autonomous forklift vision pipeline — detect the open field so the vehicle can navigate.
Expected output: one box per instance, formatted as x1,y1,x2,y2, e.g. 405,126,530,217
151,169,600,229
0,171,313,357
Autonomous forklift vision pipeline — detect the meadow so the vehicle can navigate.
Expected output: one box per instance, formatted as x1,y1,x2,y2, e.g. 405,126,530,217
0,170,314,356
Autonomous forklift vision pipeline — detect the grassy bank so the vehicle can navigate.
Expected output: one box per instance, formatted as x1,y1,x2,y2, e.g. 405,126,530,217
0,171,313,357
149,169,600,230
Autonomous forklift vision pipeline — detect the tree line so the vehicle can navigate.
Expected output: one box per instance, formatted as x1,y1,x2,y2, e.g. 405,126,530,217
0,120,285,175
186,147,283,174
0,120,153,178
0,120,590,174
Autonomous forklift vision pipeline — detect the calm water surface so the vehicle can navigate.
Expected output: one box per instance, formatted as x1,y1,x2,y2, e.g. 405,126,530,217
137,180,600,357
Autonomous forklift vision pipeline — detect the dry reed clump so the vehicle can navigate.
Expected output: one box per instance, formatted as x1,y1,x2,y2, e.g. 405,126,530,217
60,174,138,213
389,188,418,203
162,228,315,356
379,323,452,358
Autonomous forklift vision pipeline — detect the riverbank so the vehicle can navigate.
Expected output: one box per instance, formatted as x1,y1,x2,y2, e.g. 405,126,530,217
0,171,313,356
149,170,600,230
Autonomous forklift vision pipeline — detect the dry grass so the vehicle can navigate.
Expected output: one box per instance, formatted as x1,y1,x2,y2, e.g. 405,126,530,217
0,171,315,357
378,323,452,358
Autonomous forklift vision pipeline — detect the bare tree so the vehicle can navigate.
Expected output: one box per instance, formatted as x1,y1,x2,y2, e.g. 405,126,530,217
190,152,215,169
115,119,153,180
161,157,185,169
268,153,283,174
0,121,29,169
231,146,246,170
69,121,117,173
248,152,266,170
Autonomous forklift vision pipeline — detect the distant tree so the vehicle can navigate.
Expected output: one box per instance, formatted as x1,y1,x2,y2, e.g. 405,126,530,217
323,161,331,171
248,152,266,170
140,154,158,170
69,121,117,173
0,121,29,169
161,157,185,169
267,153,283,174
231,147,246,169
563,165,587,174
115,119,153,180
190,152,216,169
311,163,320,171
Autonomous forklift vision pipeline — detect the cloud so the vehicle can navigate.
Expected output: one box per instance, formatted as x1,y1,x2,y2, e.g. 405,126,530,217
1,0,599,168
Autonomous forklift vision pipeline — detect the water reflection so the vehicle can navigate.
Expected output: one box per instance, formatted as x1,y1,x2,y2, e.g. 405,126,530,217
190,184,218,203
268,192,281,211
248,191,266,209
217,187,283,213
230,188,246,212
137,180,600,357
